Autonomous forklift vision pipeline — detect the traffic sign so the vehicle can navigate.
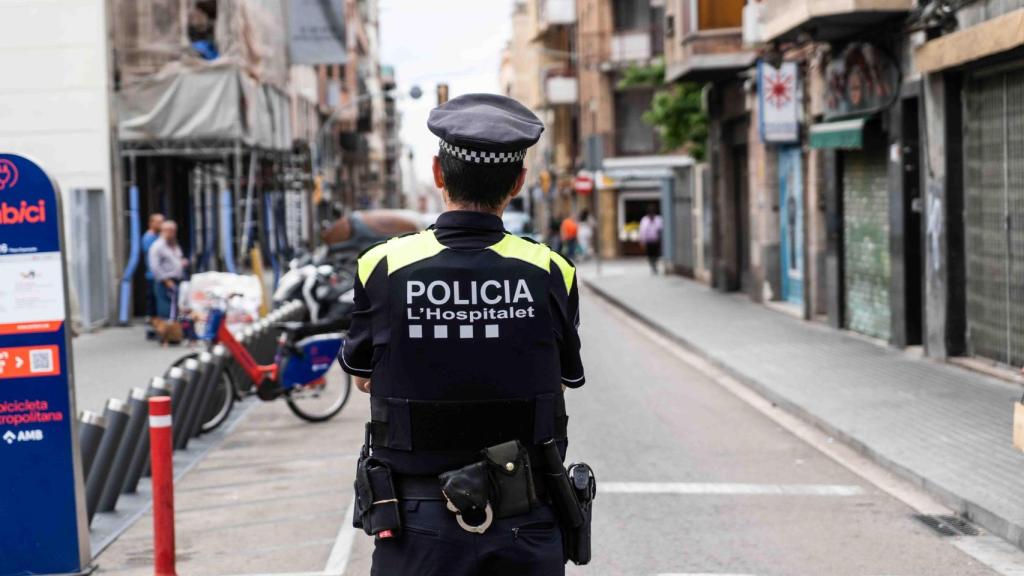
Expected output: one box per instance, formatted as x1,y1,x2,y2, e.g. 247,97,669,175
573,173,594,195
0,154,90,575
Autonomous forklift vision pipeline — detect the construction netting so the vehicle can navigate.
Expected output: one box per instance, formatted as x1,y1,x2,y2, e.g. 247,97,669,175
114,0,294,149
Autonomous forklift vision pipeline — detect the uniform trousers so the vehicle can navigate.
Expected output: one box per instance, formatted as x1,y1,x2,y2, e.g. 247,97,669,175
371,500,564,576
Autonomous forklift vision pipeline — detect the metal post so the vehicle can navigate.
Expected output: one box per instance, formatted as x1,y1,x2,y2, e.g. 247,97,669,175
98,387,148,512
78,410,106,479
177,352,213,445
86,398,131,521
189,348,226,439
123,377,170,494
149,396,177,576
173,360,201,450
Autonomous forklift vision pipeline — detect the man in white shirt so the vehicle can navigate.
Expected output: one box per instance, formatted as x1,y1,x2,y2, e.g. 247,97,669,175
638,207,663,274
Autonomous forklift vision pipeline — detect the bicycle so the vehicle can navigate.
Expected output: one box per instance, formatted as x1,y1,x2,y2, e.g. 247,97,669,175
171,296,352,429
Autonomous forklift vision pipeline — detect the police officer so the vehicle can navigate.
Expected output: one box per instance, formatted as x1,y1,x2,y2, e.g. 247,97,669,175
340,93,585,575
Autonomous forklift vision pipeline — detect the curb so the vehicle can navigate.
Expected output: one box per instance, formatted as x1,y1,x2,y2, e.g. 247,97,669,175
582,277,1024,551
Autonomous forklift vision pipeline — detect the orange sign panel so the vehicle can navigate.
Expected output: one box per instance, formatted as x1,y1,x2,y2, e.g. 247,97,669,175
0,345,60,379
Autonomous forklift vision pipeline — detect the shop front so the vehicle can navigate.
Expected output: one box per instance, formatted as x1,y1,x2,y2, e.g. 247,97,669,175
811,42,902,342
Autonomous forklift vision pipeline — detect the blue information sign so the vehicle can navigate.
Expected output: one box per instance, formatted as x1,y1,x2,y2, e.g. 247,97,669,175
0,154,90,575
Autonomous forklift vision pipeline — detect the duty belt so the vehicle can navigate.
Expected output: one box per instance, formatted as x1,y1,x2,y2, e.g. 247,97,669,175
369,393,568,451
393,470,549,502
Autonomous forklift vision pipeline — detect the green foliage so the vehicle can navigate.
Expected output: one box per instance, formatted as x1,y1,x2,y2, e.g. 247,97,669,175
617,60,708,161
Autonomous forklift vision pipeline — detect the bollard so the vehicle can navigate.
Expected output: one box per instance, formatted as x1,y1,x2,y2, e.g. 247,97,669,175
189,348,225,439
165,367,187,426
176,352,213,448
78,410,106,479
173,360,201,449
149,396,177,576
97,387,148,512
123,377,170,493
86,398,131,521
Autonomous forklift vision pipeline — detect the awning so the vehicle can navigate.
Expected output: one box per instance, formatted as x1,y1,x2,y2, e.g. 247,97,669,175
809,117,868,150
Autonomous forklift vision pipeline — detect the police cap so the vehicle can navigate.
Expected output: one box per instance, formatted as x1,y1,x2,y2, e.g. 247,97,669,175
428,93,544,164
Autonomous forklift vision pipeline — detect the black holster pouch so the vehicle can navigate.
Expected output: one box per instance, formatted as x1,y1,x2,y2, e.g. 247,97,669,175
540,440,596,566
438,440,537,533
353,424,402,538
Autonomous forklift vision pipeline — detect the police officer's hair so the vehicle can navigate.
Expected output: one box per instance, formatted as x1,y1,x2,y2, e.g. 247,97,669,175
439,149,523,210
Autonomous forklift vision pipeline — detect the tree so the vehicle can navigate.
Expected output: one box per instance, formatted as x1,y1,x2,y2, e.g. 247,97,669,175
618,60,708,161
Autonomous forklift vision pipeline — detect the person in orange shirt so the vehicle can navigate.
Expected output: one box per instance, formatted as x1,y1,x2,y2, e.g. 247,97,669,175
560,214,578,259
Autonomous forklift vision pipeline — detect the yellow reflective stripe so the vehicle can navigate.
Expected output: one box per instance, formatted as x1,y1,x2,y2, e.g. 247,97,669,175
386,230,446,275
549,251,576,293
357,243,389,285
488,234,550,271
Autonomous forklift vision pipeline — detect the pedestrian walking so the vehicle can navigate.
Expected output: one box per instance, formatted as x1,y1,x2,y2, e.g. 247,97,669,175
147,220,188,322
341,93,593,575
577,209,593,261
547,215,562,254
639,206,663,274
560,213,578,259
141,213,164,336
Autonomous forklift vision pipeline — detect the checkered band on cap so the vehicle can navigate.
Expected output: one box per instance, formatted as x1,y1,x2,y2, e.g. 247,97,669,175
440,140,527,164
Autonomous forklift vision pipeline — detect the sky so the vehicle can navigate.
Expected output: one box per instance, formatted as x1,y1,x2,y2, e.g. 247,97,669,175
379,0,515,186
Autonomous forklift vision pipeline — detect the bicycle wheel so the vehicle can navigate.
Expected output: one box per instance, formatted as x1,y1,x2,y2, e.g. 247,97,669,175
285,362,352,422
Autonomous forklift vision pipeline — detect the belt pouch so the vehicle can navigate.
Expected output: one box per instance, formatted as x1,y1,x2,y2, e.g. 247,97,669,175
366,461,401,537
353,456,401,537
482,440,536,518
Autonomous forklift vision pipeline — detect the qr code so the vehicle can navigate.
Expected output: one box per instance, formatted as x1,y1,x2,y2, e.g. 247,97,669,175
30,349,53,373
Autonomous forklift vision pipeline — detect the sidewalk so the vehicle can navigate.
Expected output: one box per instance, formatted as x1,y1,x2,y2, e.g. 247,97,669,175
93,394,367,576
73,323,190,414
582,259,1024,550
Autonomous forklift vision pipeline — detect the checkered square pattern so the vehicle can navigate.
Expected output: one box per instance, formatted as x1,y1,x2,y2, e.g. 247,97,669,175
440,140,527,164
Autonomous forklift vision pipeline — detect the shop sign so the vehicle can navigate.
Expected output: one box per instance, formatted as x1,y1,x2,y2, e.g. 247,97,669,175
824,42,900,120
758,61,801,144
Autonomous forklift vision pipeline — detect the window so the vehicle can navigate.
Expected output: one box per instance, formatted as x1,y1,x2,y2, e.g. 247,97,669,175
615,89,659,155
613,0,651,32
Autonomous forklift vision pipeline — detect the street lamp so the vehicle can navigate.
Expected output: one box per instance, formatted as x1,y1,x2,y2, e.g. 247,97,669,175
311,85,422,177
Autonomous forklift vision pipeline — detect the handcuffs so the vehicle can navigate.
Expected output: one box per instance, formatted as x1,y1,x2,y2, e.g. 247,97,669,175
439,440,536,534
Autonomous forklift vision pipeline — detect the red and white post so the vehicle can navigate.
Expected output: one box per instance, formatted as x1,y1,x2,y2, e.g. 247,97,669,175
149,396,177,576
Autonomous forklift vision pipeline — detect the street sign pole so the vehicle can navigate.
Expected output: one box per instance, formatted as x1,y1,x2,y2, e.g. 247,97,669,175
0,153,91,575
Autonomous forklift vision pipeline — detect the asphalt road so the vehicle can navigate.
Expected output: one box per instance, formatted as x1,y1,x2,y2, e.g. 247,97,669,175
346,289,1011,575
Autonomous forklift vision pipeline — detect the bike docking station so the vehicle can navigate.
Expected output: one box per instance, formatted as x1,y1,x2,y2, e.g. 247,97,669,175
0,153,92,575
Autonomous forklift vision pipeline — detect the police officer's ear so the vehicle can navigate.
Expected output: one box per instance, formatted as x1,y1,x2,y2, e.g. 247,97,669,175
432,155,445,190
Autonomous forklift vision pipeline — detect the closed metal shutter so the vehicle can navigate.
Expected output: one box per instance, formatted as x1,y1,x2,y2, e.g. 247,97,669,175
843,143,891,340
672,168,695,273
964,69,1024,368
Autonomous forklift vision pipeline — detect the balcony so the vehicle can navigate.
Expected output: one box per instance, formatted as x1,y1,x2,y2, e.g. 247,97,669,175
664,0,754,82
545,75,578,105
666,28,756,83
610,31,653,64
760,0,914,42
539,0,576,29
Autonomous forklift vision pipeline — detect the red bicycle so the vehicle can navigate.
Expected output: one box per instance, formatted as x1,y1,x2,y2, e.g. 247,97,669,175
172,297,352,429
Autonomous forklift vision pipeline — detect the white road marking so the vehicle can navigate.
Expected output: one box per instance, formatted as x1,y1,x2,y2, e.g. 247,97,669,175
600,482,864,496
594,290,1024,576
323,496,358,575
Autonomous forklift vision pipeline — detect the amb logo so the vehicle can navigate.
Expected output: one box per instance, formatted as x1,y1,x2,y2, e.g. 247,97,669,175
3,429,44,444
0,158,19,191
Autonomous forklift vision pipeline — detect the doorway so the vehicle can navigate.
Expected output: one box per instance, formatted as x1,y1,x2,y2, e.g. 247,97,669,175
903,97,924,346
779,146,805,306
732,144,750,292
